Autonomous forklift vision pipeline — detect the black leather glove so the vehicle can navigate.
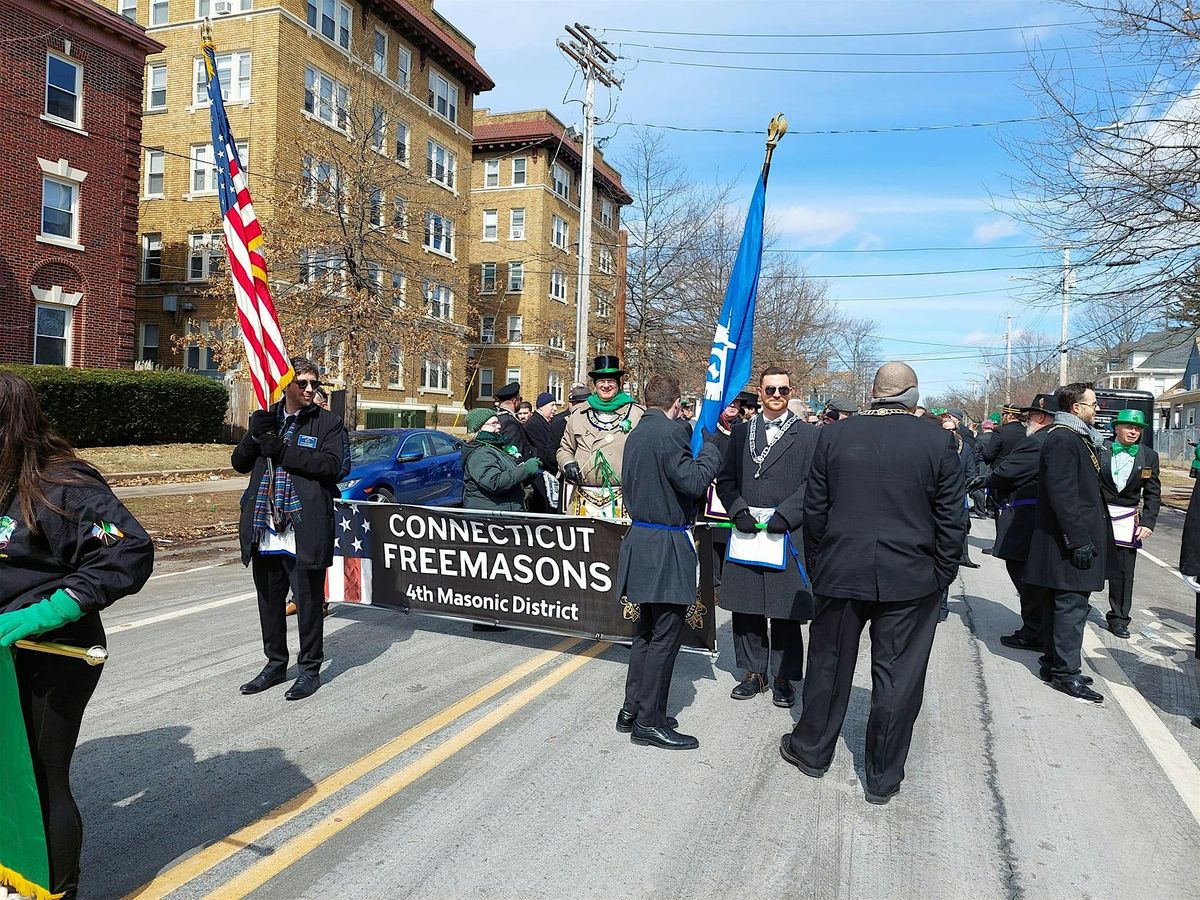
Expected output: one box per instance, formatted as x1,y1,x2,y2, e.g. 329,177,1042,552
562,462,583,484
965,476,986,493
249,409,276,438
1070,543,1096,570
732,508,759,534
257,433,284,461
766,512,791,534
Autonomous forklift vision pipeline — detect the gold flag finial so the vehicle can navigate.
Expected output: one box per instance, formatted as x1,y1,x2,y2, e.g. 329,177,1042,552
763,113,787,180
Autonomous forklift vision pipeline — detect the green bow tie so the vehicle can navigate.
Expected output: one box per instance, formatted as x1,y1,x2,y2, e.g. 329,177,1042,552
1113,443,1139,457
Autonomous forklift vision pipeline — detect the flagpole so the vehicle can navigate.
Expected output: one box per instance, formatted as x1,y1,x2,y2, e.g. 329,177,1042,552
13,641,108,666
762,114,788,187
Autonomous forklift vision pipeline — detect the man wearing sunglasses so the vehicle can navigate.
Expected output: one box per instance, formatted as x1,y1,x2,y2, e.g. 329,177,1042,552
231,358,346,702
716,367,818,708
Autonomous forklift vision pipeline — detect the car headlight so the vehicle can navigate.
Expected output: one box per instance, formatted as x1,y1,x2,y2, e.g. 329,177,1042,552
338,479,360,491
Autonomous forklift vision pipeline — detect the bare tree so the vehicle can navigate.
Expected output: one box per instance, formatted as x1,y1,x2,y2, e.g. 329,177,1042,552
822,317,882,409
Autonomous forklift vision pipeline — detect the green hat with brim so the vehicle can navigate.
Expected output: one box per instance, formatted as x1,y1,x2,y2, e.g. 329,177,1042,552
1114,408,1146,428
466,407,496,434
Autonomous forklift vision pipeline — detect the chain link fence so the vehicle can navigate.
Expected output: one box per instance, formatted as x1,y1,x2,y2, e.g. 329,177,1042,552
1155,427,1200,463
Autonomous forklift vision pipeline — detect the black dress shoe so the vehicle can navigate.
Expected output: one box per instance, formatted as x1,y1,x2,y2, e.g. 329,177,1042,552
1000,632,1041,651
616,709,676,733
1109,623,1131,639
630,723,698,750
772,677,796,708
959,558,981,569
778,735,828,778
865,785,901,805
240,668,287,695
1039,669,1093,685
1051,677,1103,703
285,672,321,701
731,672,767,700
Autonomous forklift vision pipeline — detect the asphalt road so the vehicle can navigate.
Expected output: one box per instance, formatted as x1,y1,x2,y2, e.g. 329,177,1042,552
67,517,1200,900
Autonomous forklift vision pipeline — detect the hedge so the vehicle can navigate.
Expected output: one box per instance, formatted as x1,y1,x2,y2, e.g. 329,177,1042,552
1,365,228,447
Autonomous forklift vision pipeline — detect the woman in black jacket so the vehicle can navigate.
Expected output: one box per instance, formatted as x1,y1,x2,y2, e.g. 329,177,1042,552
0,372,154,897
461,407,540,511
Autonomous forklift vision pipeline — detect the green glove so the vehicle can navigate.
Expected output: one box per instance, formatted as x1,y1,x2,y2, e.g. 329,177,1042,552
0,589,85,647
1192,444,1200,473
522,458,541,476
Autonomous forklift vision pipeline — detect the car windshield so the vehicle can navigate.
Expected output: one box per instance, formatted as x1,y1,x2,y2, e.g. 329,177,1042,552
351,434,403,464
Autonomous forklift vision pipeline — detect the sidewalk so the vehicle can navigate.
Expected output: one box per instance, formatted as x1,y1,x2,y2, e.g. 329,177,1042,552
113,477,244,499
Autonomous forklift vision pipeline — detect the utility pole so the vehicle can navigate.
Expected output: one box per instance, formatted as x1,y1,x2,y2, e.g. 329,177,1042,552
558,24,621,384
614,228,628,358
1059,247,1071,385
1005,314,1012,402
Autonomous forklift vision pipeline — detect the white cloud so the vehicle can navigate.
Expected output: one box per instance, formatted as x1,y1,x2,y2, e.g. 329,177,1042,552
973,218,1021,243
771,204,859,246
963,330,992,345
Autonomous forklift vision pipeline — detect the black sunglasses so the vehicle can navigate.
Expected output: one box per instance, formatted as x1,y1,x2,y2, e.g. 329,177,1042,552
295,378,321,390
763,385,791,396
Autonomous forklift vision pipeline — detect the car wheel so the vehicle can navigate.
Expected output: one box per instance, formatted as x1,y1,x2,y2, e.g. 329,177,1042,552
371,486,395,503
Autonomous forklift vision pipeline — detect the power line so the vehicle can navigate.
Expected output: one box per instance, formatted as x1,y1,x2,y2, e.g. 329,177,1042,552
629,242,1045,254
611,116,1047,135
613,42,1092,58
598,22,1091,39
624,57,1138,76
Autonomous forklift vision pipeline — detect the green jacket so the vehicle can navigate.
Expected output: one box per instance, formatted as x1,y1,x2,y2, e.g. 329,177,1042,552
462,441,532,511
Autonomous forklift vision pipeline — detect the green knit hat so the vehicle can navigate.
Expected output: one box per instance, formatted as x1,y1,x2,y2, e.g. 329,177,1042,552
466,407,496,434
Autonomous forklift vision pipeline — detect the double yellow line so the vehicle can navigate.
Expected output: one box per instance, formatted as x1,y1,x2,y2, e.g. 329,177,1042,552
128,637,610,899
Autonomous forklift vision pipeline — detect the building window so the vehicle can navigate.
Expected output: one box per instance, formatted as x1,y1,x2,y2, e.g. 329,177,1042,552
426,69,458,124
391,270,406,303
507,261,524,292
552,215,568,250
481,315,495,343
370,105,386,153
188,233,224,281
507,315,523,343
423,211,454,257
396,45,411,91
550,269,566,302
598,246,615,274
373,30,388,77
149,0,168,24
144,149,165,197
548,371,563,403
303,66,348,131
509,208,525,240
368,187,384,228
422,356,450,391
394,120,409,163
478,367,494,399
1190,408,1197,427
506,367,521,386
596,290,613,319
600,199,614,228
45,52,82,128
512,157,527,185
481,262,497,293
185,339,217,372
197,0,251,13
552,163,570,200
147,64,167,110
392,196,408,236
142,233,162,280
482,209,497,241
425,280,452,318
302,156,339,209
41,177,78,242
426,140,456,190
120,0,137,19
306,0,350,48
388,347,404,388
34,305,70,366
139,323,160,363
191,142,247,194
194,52,250,106
362,339,381,386
596,337,609,356
548,334,564,350
484,159,499,187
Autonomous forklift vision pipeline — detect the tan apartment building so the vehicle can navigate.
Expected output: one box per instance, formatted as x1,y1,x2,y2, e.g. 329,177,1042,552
468,109,631,409
101,0,492,427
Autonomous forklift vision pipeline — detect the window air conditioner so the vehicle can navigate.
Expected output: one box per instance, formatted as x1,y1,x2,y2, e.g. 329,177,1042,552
213,0,234,15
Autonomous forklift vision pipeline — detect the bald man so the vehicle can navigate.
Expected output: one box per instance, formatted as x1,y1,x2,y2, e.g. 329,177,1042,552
780,362,966,805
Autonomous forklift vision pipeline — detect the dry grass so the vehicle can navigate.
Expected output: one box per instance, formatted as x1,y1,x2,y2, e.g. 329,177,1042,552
78,443,234,475
122,492,241,545
1160,465,1195,509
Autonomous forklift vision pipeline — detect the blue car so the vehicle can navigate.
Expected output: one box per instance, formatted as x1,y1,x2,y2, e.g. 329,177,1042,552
338,428,464,505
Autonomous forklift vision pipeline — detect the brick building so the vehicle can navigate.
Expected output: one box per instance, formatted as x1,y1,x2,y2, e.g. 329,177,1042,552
468,109,631,408
0,0,162,368
101,0,492,427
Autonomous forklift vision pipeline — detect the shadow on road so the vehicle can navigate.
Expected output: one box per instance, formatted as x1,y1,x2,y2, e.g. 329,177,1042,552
76,725,313,897
958,593,1042,680
1106,647,1199,720
1146,603,1197,633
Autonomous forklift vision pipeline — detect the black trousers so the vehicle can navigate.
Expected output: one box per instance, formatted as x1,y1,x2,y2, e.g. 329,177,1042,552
1033,587,1090,679
251,554,326,675
1106,546,1137,628
623,602,687,727
1004,558,1042,642
15,612,106,897
731,612,805,680
786,591,940,795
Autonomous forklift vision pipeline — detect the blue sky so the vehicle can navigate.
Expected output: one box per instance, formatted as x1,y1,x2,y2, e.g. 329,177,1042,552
439,0,1101,397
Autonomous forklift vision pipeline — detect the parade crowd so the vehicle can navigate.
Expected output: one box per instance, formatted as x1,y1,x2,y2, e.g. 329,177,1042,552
0,352,1194,896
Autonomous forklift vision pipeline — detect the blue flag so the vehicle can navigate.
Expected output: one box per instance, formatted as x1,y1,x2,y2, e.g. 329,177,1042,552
691,173,767,455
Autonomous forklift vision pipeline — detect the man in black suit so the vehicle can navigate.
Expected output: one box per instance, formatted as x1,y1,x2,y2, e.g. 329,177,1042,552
493,381,532,459
780,362,965,804
522,392,560,514
985,403,1027,467
1023,382,1107,703
986,393,1058,650
716,366,818,708
615,374,722,750
1099,409,1161,638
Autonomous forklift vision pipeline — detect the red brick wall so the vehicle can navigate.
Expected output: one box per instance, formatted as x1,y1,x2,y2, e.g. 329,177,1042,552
0,0,153,368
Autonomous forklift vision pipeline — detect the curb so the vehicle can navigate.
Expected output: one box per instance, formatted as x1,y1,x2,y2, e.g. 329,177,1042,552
106,466,238,484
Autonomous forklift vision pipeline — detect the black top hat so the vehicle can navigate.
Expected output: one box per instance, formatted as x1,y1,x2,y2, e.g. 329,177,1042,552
1021,393,1058,414
736,390,760,408
495,381,521,401
588,355,625,379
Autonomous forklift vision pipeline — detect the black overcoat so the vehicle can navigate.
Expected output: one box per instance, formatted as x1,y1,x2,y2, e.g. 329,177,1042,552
700,426,733,540
496,408,532,460
1180,478,1200,576
1023,424,1110,593
1098,441,1161,529
986,428,1047,562
985,421,1027,466
715,416,818,620
802,411,965,603
232,401,344,571
614,409,721,606
524,412,559,474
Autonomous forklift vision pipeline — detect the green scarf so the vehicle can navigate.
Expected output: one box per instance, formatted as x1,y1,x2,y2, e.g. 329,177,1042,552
1112,442,1139,457
476,431,520,458
588,392,636,413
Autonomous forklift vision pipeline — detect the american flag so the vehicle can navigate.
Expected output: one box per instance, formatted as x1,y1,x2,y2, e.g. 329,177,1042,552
201,32,292,408
326,503,373,605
